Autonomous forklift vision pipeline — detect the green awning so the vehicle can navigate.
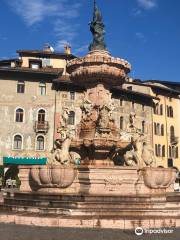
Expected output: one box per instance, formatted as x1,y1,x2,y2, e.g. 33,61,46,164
3,157,47,165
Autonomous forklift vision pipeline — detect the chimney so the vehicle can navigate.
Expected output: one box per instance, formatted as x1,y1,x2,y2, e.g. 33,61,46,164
64,45,71,55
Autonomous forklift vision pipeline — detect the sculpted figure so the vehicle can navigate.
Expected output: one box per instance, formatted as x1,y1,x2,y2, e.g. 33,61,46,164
81,99,94,120
142,142,156,166
98,105,110,129
52,137,72,165
89,0,106,51
60,108,70,128
124,148,138,166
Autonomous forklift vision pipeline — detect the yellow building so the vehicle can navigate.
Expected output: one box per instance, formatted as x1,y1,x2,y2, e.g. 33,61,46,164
145,80,180,169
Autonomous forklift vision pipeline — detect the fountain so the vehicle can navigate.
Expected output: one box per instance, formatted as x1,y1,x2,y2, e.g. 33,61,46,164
3,0,180,230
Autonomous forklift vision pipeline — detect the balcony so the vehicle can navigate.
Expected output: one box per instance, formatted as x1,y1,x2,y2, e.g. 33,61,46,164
34,121,49,134
170,136,179,145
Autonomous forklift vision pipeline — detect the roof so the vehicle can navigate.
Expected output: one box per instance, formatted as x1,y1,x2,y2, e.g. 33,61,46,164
17,50,76,60
112,86,159,100
0,58,21,63
53,77,159,100
125,79,180,96
144,80,180,86
0,66,63,77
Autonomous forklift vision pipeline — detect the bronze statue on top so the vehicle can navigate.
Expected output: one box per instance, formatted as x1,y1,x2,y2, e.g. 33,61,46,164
89,0,107,51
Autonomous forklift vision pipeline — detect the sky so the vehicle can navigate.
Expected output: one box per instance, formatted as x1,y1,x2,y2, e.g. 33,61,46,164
0,0,180,81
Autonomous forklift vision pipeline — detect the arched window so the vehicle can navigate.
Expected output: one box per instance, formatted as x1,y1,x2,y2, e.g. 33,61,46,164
170,126,175,139
161,124,164,136
120,117,124,130
68,111,75,125
36,136,45,151
142,121,145,133
13,135,22,150
15,108,24,122
160,105,163,115
38,109,46,123
162,145,165,157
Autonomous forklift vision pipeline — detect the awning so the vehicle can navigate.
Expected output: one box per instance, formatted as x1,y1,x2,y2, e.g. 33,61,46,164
3,157,47,165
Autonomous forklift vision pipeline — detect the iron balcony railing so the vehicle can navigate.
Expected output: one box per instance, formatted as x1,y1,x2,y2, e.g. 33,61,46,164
34,121,49,134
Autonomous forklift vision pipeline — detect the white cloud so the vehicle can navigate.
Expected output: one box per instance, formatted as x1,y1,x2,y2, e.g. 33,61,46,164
74,44,89,55
6,0,82,52
135,32,145,39
6,0,80,26
137,0,157,10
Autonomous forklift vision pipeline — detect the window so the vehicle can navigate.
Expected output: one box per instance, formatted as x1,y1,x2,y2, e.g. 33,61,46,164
70,91,75,101
168,159,173,168
13,135,22,150
161,124,164,136
15,108,24,122
160,105,163,115
176,147,179,158
29,60,42,69
169,107,174,118
153,103,158,114
17,81,25,93
157,123,160,135
36,136,45,151
170,126,175,139
120,117,124,130
169,146,172,158
155,144,158,157
132,100,135,109
169,146,179,159
158,144,161,157
38,109,46,123
120,98,123,107
162,145,165,157
68,111,75,125
39,82,46,96
154,123,157,135
127,86,132,90
167,106,174,118
142,121,145,133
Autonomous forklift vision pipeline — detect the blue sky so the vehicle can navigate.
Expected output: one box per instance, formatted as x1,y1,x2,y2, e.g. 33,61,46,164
0,0,180,81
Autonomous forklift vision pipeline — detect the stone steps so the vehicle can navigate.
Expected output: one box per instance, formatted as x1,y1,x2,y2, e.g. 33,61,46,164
2,204,180,217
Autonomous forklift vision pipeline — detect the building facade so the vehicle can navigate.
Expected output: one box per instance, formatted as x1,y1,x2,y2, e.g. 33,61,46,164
0,46,180,171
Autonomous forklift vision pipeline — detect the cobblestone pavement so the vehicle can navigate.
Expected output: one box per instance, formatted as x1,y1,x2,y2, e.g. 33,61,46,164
0,224,180,240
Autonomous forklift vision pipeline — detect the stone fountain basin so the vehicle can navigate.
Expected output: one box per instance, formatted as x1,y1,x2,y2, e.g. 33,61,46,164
30,165,76,188
141,167,176,189
71,138,130,149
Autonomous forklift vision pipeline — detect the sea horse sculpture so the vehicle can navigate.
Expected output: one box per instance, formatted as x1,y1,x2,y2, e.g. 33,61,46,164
89,0,106,51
